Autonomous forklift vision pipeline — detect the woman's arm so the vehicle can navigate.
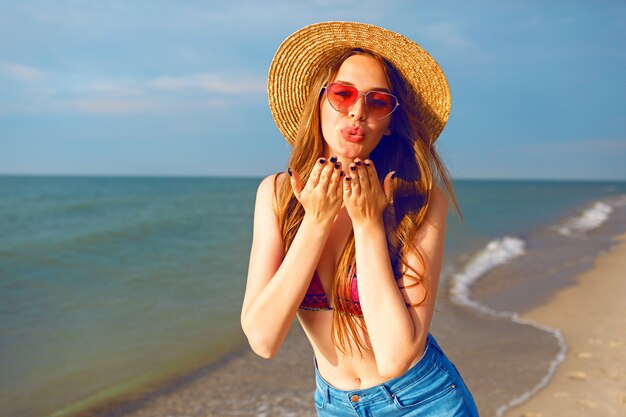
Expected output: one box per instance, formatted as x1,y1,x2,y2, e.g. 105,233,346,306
241,160,343,358
344,160,448,377
356,186,447,377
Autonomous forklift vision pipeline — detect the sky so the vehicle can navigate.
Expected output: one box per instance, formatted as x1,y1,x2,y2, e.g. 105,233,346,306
1,0,624,180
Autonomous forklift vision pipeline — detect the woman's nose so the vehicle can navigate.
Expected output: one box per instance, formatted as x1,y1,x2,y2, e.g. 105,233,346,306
348,95,367,120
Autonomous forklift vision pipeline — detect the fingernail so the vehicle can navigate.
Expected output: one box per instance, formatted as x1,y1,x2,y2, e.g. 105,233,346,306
330,156,338,163
334,163,340,169
364,161,370,167
340,171,345,177
355,161,362,166
345,177,351,181
319,158,326,164
288,168,293,177
350,166,356,171
391,171,396,179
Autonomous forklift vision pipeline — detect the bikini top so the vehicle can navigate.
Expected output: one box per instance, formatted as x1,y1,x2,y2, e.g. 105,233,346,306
299,268,408,317
299,269,362,315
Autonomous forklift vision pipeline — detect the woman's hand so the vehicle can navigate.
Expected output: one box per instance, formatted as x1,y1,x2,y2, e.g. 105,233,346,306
289,157,344,225
343,158,395,228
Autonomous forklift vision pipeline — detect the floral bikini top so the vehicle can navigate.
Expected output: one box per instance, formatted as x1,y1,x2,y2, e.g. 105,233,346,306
299,267,408,317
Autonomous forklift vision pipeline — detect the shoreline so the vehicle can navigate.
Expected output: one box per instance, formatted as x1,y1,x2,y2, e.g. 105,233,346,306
504,233,626,417
104,322,318,417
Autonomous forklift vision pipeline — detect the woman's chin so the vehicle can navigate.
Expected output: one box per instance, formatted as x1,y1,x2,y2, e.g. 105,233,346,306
326,139,371,161
336,145,367,160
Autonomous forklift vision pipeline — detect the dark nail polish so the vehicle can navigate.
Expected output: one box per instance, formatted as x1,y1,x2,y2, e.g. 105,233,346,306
288,168,293,177
350,166,356,171
391,172,396,179
319,158,326,164
364,161,370,167
334,163,340,169
340,171,345,177
330,156,338,163
345,177,351,181
355,161,361,166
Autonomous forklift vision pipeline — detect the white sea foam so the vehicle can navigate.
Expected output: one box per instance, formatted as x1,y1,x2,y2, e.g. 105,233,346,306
449,237,567,417
557,201,613,237
449,236,526,314
492,319,567,417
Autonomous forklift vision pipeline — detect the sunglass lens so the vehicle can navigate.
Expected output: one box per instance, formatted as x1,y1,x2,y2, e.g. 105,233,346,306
326,83,358,112
326,83,398,119
366,91,396,119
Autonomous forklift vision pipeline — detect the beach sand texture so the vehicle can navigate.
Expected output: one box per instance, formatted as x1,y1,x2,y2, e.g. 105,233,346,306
90,325,318,417
505,234,626,417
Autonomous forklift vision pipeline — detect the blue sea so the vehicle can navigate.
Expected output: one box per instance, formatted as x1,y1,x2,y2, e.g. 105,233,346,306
1,176,625,417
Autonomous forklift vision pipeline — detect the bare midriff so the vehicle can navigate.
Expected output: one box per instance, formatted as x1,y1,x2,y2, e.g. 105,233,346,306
297,309,427,390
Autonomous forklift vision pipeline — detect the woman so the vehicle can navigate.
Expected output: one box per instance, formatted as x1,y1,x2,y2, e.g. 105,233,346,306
241,22,479,416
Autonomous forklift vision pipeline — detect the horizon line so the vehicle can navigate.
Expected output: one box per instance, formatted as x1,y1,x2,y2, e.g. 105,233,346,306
2,172,626,183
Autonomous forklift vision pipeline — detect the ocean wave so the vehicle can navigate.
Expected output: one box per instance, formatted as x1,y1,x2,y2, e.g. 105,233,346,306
449,236,526,313
449,237,567,417
557,201,613,237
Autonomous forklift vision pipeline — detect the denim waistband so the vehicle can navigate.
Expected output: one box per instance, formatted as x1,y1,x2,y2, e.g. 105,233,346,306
314,333,444,406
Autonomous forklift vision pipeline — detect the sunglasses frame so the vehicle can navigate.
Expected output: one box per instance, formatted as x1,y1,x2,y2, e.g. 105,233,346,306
321,82,400,120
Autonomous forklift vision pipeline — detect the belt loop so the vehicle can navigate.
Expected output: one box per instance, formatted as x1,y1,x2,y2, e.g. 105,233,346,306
378,384,395,404
428,333,443,353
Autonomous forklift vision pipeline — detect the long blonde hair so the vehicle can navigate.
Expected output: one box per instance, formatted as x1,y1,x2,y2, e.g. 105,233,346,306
274,48,459,354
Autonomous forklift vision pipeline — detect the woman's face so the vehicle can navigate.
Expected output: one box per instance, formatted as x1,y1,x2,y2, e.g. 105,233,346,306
320,54,393,160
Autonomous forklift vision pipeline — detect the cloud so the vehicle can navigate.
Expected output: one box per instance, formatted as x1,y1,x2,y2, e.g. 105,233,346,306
150,73,265,95
1,69,265,116
63,98,158,114
0,61,46,82
75,80,143,97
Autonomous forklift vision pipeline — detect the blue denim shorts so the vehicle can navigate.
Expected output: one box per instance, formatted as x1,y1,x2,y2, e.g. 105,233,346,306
313,334,479,416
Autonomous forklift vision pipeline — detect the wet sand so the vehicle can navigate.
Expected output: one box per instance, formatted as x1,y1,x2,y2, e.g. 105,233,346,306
92,303,553,417
505,234,626,417
89,324,317,417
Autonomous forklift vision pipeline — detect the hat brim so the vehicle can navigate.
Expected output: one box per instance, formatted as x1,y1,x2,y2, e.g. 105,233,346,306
268,21,451,145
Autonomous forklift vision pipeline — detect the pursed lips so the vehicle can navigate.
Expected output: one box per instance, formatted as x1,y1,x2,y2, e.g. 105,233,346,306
341,126,366,143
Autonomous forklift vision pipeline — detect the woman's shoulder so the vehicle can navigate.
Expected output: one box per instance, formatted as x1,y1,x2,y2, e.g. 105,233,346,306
257,171,288,194
405,185,448,226
422,184,449,226
256,171,289,211
429,185,448,210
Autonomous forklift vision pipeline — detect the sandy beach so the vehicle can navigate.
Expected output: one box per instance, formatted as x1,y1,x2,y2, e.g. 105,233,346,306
505,233,626,417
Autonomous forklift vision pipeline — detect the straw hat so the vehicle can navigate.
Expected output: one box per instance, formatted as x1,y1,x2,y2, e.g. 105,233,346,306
268,21,451,145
